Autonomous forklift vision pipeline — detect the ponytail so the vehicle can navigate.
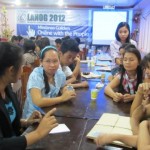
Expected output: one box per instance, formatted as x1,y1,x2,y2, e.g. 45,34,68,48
43,70,50,94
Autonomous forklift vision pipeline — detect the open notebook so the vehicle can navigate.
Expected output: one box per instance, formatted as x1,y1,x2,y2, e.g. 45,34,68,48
86,113,132,148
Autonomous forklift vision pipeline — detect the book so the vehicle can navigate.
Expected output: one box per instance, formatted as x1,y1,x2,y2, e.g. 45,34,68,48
86,113,132,148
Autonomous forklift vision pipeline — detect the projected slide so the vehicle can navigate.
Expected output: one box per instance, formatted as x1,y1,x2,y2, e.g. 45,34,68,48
92,11,127,45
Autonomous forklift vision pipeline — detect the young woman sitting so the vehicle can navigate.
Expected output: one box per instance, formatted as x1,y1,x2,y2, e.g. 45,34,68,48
130,53,150,134
104,47,142,102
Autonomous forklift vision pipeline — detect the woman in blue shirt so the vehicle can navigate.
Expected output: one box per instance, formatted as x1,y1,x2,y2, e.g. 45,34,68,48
23,45,76,119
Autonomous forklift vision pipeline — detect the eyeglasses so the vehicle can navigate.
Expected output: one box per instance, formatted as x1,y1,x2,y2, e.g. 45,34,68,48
123,59,135,62
43,60,59,65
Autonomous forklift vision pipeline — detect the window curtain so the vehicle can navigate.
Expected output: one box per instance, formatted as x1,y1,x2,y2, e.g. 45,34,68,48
138,9,150,54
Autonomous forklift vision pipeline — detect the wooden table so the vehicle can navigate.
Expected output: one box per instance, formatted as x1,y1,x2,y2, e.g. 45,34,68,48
27,117,133,150
44,86,131,119
27,88,133,150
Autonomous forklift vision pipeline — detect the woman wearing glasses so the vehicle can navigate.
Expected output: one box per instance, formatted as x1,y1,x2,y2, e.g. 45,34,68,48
22,46,76,119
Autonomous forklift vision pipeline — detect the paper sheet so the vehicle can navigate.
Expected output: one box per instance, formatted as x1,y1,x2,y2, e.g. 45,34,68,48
49,124,70,134
80,60,89,63
96,66,111,71
81,72,101,78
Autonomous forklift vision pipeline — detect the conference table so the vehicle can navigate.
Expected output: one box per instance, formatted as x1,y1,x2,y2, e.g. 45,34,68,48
26,59,135,150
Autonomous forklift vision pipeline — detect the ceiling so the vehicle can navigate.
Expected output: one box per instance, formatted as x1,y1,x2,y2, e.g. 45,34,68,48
0,0,144,9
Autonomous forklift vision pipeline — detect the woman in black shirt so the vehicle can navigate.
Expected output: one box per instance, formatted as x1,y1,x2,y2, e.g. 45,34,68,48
0,42,58,150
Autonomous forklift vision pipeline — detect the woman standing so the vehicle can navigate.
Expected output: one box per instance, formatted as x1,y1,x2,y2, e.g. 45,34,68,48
110,22,137,75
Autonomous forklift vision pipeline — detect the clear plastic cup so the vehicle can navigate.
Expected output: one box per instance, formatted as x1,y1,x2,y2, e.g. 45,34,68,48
91,89,98,100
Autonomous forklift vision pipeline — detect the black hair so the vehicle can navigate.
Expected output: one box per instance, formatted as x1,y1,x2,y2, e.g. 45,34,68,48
55,38,62,44
35,40,42,50
30,36,35,41
61,36,70,42
119,43,136,53
23,39,35,53
115,22,130,43
11,35,19,42
40,37,50,50
30,37,36,41
141,53,150,69
36,35,42,40
17,35,23,42
60,38,80,54
40,46,58,94
118,47,142,94
0,42,23,77
74,37,80,45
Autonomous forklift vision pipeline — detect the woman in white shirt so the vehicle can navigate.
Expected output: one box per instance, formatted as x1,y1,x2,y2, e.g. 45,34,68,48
110,22,137,75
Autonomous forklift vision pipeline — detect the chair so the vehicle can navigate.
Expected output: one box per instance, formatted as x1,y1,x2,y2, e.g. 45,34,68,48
33,58,40,68
20,66,32,110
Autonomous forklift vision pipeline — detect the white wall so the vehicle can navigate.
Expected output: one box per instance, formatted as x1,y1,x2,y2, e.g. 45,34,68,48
7,9,17,35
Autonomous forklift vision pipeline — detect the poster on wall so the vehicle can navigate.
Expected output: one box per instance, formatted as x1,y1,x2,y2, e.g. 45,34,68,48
16,9,92,42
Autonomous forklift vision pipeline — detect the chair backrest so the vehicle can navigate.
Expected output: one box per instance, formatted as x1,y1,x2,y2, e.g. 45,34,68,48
20,66,32,110
33,58,40,68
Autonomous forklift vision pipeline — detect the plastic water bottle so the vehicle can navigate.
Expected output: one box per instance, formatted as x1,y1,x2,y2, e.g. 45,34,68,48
87,49,91,67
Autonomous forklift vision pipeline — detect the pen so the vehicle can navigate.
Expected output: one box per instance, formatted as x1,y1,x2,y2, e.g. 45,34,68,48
33,104,46,115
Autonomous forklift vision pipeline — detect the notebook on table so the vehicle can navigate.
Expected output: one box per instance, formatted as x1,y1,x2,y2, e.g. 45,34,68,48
86,113,132,148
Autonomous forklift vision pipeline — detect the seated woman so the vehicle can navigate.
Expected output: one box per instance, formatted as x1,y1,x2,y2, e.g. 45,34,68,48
130,53,150,134
104,47,142,102
35,39,42,57
108,43,136,81
23,39,38,68
0,42,58,150
95,120,150,150
22,45,76,119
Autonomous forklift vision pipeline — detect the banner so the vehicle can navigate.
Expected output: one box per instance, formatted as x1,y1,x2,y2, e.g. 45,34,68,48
16,9,92,41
